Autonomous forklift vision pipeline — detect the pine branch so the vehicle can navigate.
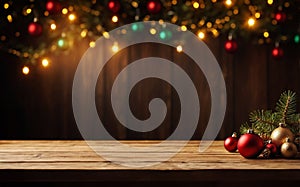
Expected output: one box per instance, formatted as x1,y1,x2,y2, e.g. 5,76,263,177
240,122,251,135
239,90,300,138
275,90,297,124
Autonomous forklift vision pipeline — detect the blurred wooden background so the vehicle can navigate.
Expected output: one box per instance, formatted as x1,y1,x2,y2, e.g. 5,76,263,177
1,36,299,140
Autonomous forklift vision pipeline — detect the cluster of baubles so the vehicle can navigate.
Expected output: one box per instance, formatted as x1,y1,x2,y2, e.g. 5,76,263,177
224,123,299,159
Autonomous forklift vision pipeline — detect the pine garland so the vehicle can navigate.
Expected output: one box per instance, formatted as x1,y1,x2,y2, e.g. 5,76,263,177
240,90,300,139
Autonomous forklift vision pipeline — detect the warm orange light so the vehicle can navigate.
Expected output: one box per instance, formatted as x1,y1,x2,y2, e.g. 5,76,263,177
22,66,30,75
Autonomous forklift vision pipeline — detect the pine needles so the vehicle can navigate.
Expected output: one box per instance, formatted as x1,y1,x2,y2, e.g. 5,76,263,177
240,90,300,139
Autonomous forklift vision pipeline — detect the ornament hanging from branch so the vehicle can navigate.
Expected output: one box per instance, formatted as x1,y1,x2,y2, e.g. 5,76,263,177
28,21,43,36
224,33,238,53
107,0,121,13
147,0,162,14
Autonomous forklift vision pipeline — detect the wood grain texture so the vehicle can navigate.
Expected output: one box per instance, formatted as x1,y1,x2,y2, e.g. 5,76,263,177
0,140,300,184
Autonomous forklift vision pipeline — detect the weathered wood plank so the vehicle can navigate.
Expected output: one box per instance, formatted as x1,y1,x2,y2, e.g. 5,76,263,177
0,140,299,170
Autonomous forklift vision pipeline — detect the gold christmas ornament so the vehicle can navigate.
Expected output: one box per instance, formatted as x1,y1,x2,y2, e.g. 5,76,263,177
270,123,294,147
281,138,298,158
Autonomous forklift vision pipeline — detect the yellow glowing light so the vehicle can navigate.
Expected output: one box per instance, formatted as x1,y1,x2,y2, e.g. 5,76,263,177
247,18,255,27
230,23,236,29
181,25,187,31
206,22,212,28
42,58,49,67
112,15,118,23
112,42,119,53
68,14,76,21
149,28,156,35
7,15,13,22
267,0,273,5
211,29,219,37
22,66,30,75
103,32,110,38
89,41,96,48
26,8,32,14
198,31,205,39
211,0,217,3
4,3,9,9
62,8,68,14
81,30,87,38
225,0,232,6
131,1,139,8
44,11,49,16
50,23,56,30
193,2,200,8
233,9,239,15
263,31,269,38
255,12,261,19
284,2,290,7
176,45,183,53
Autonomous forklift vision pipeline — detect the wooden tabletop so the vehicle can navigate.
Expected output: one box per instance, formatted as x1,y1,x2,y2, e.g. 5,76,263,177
0,140,300,184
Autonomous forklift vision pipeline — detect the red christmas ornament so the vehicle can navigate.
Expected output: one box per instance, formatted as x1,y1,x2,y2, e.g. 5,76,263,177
46,0,62,14
224,39,238,53
107,0,121,13
272,47,284,59
237,129,264,158
147,0,162,14
224,132,238,152
274,11,286,22
265,141,277,155
28,22,43,36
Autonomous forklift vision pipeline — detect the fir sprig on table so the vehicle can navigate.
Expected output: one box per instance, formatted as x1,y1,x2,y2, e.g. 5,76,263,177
240,90,300,139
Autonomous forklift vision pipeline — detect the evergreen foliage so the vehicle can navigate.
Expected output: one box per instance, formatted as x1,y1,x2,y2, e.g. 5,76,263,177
240,90,300,138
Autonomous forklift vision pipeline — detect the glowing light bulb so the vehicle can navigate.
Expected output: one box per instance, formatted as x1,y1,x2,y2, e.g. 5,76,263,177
22,66,30,75
181,25,187,31
112,15,118,23
112,42,119,53
255,12,261,19
50,23,56,30
225,0,232,6
247,18,255,27
193,2,199,8
149,28,156,35
198,31,205,39
62,8,68,14
68,14,76,21
89,41,96,48
103,32,110,39
42,58,49,67
176,45,183,52
57,39,65,47
26,8,32,14
4,3,9,9
81,30,87,38
267,0,273,5
7,15,13,22
263,32,269,38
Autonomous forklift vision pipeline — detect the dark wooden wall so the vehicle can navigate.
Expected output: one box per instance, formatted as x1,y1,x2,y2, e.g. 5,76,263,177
1,37,299,140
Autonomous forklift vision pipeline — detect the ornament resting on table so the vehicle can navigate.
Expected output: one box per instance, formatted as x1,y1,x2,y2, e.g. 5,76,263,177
281,138,298,158
265,140,277,155
270,123,294,148
237,129,264,158
224,132,238,152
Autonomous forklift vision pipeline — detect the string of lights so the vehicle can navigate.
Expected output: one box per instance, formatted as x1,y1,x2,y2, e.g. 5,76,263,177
0,0,299,75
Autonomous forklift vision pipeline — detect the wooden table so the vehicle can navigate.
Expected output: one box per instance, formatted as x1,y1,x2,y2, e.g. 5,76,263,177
0,140,300,187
